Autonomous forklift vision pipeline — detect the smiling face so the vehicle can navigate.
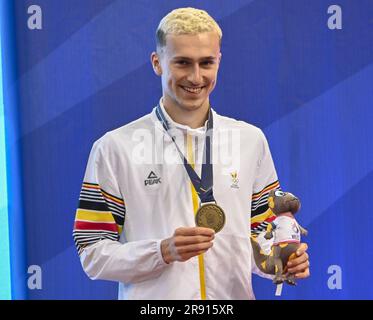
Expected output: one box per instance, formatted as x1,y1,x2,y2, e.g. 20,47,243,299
151,31,221,113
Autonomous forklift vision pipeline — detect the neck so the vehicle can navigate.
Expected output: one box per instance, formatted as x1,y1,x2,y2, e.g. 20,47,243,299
162,97,210,129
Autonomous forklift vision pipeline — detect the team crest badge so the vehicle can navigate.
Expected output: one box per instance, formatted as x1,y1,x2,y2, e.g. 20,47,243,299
230,171,239,189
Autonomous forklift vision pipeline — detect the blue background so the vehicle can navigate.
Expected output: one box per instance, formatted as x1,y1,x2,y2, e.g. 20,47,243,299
1,0,373,299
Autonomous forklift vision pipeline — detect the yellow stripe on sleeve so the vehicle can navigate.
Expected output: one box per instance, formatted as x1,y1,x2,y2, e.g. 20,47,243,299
251,208,274,224
76,209,116,223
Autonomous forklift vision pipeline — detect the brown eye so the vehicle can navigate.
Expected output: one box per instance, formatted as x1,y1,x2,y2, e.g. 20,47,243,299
201,60,214,66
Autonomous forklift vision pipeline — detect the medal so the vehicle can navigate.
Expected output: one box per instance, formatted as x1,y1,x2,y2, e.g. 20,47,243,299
195,203,226,233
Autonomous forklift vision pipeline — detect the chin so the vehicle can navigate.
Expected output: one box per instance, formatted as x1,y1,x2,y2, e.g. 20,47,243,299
177,97,208,111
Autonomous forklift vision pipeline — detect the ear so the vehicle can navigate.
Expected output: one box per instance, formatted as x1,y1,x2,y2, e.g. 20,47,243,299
151,51,162,76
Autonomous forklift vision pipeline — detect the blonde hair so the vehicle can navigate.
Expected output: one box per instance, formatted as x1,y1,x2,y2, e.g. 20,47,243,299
156,7,222,51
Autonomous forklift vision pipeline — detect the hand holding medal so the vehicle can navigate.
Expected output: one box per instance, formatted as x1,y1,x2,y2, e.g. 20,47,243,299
160,227,215,264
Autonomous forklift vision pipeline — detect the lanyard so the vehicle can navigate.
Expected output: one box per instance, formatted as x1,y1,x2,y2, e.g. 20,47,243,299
155,104,216,204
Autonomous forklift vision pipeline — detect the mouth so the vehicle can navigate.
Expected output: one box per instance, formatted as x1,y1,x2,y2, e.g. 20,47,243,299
180,85,205,95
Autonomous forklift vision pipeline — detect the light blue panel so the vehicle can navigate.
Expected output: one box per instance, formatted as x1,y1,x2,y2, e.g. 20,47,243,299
1,0,27,299
0,0,12,300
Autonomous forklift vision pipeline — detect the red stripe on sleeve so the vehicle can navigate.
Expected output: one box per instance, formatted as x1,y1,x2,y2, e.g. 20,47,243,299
74,221,118,233
251,215,276,229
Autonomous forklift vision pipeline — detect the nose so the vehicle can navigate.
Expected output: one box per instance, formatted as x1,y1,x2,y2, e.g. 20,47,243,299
186,64,203,85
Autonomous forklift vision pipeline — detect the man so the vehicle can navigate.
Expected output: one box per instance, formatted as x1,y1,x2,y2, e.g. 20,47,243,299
73,7,309,300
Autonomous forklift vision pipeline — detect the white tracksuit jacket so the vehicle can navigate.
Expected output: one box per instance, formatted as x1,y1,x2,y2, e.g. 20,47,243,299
73,101,280,300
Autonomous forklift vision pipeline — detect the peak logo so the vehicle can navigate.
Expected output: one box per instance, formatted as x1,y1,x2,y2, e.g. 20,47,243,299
144,171,161,186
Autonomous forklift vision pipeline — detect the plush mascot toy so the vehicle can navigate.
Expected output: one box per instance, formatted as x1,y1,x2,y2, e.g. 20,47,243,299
251,190,308,286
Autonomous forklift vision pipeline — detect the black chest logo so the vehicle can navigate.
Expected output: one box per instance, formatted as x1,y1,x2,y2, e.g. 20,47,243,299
144,171,161,186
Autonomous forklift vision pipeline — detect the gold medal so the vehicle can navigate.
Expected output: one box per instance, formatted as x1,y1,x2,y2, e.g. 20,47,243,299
195,203,226,233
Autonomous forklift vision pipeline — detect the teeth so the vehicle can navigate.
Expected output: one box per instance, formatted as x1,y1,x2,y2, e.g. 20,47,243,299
182,86,203,93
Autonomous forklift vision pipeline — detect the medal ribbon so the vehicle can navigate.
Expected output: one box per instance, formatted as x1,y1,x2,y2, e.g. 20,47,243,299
155,104,215,204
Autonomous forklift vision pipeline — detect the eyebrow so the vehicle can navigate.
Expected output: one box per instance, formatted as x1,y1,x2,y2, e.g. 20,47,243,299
172,56,217,61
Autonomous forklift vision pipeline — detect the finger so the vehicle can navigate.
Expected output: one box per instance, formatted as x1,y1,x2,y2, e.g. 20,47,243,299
174,235,214,246
177,241,214,254
288,260,310,274
175,227,215,237
180,248,210,262
287,252,309,268
295,268,310,279
296,243,308,255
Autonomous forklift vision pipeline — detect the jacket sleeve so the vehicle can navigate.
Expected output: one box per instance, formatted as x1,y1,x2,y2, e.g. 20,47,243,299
250,130,281,279
73,136,168,284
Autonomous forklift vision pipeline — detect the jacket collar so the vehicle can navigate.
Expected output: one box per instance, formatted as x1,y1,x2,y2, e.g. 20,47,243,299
151,97,219,136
